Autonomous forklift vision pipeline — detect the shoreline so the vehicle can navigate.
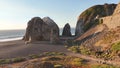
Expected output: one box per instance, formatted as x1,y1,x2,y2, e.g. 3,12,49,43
0,37,23,42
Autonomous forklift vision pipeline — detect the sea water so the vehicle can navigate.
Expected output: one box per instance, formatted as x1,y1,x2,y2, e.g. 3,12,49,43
0,30,25,42
0,28,75,42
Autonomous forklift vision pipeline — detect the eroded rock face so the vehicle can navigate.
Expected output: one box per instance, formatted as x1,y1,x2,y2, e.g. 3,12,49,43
102,3,120,29
75,4,117,36
24,17,59,43
42,17,59,43
62,23,72,36
75,18,84,36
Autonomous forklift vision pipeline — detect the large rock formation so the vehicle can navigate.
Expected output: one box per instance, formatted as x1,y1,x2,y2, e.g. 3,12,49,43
42,17,60,43
75,2,120,57
75,4,117,36
62,23,72,36
23,17,59,43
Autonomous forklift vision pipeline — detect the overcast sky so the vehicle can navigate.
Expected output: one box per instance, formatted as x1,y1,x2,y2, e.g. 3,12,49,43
0,0,119,30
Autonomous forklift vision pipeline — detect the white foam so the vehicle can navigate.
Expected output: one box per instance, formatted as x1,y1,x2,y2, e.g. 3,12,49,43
0,37,23,42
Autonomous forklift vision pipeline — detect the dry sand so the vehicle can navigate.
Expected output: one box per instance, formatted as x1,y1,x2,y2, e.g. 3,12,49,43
0,40,69,59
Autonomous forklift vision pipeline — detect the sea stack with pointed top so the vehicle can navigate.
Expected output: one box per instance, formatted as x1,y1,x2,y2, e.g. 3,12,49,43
23,17,59,43
62,23,72,36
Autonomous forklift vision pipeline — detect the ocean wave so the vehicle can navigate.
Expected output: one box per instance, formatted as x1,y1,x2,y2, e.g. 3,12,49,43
0,37,23,42
0,35,23,39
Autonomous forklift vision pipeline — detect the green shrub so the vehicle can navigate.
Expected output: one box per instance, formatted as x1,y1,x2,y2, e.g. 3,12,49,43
56,52,66,56
71,58,85,66
42,56,62,61
0,59,11,64
68,46,80,53
65,40,75,47
92,64,100,68
44,52,65,56
91,64,118,68
99,53,113,60
111,42,120,53
68,45,92,55
99,19,103,24
54,64,63,68
47,57,62,61
80,46,91,55
12,57,26,63
29,54,40,59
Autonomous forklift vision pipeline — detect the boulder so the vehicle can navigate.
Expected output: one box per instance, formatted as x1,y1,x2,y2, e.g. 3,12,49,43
62,23,72,36
23,17,59,43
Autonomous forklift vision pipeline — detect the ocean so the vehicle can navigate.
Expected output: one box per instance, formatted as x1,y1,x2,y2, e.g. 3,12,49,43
0,28,75,42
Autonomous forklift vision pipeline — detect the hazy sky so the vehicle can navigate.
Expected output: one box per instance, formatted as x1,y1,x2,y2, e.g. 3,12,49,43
0,0,119,30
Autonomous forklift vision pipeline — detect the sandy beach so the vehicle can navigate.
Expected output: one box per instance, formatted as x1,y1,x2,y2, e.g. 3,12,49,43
1,40,120,67
0,40,69,59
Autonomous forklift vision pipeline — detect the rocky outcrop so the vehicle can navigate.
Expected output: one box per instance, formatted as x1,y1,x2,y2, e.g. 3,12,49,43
62,23,72,37
75,4,117,36
23,17,59,43
62,23,72,36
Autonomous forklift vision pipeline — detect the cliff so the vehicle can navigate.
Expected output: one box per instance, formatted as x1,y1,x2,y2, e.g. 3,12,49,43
75,4,117,36
74,2,120,58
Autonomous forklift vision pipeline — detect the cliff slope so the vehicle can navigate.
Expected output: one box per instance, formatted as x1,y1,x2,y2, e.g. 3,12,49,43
75,4,117,36
74,3,120,60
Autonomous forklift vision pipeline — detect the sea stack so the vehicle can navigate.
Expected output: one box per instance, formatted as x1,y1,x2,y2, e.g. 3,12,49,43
23,17,59,44
62,23,72,36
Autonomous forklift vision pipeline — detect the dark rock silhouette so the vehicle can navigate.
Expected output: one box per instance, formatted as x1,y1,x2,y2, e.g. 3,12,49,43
62,23,72,36
23,17,59,43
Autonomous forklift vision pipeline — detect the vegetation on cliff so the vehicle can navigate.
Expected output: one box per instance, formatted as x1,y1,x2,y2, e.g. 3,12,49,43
76,3,116,33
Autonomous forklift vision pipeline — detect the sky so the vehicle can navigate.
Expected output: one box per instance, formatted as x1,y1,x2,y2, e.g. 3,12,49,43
0,0,119,30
